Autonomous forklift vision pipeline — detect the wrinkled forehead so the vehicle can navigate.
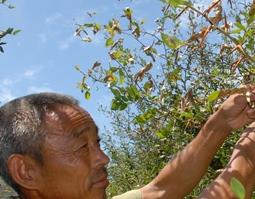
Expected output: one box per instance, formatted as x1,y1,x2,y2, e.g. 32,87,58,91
44,104,95,136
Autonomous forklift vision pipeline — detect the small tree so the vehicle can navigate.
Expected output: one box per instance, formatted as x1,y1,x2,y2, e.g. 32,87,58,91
75,0,255,197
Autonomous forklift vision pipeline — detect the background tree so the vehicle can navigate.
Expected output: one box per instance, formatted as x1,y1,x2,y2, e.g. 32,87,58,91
76,0,255,198
0,0,20,53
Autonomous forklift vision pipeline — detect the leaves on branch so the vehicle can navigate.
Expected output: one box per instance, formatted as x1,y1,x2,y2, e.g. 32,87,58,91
161,33,185,50
143,45,156,62
122,7,133,29
86,11,96,17
163,0,192,8
92,61,101,70
74,1,255,197
131,22,141,38
110,50,123,60
209,0,223,25
105,19,121,37
231,57,245,70
143,79,154,94
180,89,194,111
134,62,153,81
0,27,21,53
208,87,247,102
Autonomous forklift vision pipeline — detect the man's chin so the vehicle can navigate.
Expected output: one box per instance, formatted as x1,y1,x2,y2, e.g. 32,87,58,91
90,188,107,199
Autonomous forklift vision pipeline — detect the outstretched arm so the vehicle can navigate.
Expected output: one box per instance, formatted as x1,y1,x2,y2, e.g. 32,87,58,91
198,122,255,199
141,91,255,199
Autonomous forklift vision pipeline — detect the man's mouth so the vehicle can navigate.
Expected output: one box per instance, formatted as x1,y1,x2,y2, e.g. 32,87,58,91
92,175,109,188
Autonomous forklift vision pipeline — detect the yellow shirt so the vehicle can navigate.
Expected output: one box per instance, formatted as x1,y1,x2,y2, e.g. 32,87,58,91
112,189,142,199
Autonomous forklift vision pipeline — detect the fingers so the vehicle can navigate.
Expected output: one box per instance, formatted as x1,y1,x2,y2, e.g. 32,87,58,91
245,91,255,108
247,108,255,121
246,86,255,122
245,85,255,109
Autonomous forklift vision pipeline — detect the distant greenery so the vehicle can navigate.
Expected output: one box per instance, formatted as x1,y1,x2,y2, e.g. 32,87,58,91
0,0,20,53
76,0,255,197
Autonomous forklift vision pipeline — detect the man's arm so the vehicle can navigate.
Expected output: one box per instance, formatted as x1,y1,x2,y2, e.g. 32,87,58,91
198,122,255,199
141,92,255,199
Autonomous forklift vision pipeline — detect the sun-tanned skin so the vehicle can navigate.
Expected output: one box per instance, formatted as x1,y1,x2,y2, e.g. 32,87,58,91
198,122,255,199
8,105,109,199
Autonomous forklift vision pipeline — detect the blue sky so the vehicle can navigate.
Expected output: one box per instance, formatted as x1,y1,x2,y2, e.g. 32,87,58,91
0,0,162,128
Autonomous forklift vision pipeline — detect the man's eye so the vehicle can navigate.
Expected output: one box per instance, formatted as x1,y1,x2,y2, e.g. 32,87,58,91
97,139,101,146
79,144,88,150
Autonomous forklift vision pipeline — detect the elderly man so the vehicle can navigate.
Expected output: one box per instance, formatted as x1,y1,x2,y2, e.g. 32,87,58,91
0,91,255,199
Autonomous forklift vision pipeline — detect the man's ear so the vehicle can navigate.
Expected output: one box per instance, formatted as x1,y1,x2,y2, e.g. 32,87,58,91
7,154,41,190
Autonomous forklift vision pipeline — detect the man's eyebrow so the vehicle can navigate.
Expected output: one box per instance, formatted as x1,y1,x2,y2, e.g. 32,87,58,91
72,125,99,138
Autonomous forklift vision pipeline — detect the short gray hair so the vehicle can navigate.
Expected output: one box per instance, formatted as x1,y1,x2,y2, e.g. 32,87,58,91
0,92,79,194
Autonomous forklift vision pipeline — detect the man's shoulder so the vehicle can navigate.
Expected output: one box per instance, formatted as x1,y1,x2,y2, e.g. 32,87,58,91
112,189,141,199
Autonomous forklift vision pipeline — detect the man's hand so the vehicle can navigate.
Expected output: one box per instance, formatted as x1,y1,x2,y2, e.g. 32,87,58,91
198,122,255,199
217,88,255,130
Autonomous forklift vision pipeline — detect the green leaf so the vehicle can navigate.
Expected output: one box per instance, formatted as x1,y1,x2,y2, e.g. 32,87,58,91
0,46,4,53
110,50,123,60
119,69,125,84
179,111,193,119
234,22,246,31
92,23,101,34
84,91,91,100
123,7,132,20
127,85,140,101
82,37,92,42
164,0,192,8
111,99,119,110
156,130,166,138
111,99,128,111
156,121,173,138
247,15,255,24
143,81,153,93
6,28,14,34
161,33,185,50
111,88,121,99
134,108,157,124
230,177,245,199
84,23,94,28
134,114,147,124
12,29,21,35
105,38,114,47
207,91,220,102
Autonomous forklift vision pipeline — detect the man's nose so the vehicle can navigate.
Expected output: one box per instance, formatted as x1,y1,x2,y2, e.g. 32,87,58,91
91,146,110,168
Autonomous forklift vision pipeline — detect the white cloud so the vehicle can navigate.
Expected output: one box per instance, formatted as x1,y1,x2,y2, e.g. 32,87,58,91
58,36,77,51
23,67,43,79
2,78,14,86
23,69,37,79
45,13,64,25
24,70,35,78
0,66,46,104
0,88,15,103
27,86,53,93
59,41,70,50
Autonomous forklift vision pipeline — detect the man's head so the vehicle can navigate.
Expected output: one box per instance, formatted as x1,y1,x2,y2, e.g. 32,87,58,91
0,93,110,199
